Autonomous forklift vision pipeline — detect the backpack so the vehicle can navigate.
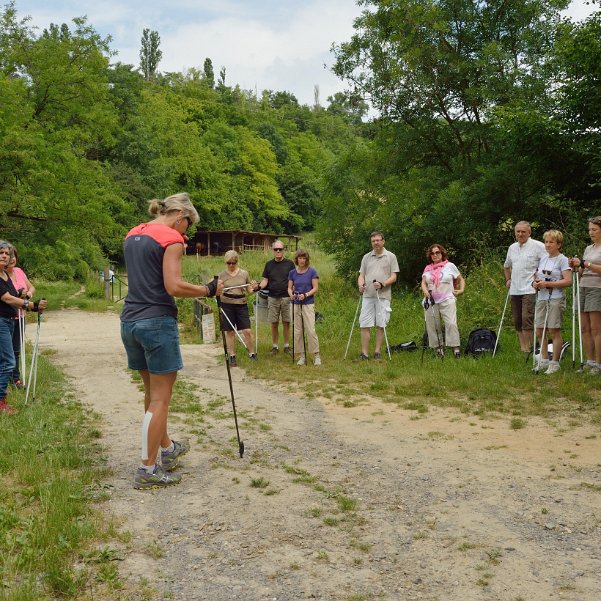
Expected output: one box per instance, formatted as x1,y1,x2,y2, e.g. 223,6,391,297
465,328,497,357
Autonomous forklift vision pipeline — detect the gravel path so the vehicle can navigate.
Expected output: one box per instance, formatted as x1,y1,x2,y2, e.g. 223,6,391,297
41,309,601,601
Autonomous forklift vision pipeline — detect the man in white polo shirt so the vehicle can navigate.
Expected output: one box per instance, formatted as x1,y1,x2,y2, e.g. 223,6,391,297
356,231,399,360
503,221,546,353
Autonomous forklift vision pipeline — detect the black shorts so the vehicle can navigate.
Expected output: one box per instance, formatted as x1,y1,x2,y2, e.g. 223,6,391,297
220,303,251,331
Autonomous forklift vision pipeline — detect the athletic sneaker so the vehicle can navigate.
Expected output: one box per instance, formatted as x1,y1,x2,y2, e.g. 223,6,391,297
297,356,306,366
545,362,560,375
0,398,16,415
269,346,279,355
354,353,369,362
161,439,190,471
313,356,322,366
248,353,258,361
373,352,381,360
283,346,292,355
589,366,601,375
533,359,549,374
229,355,237,367
11,379,23,389
576,363,594,373
134,465,182,490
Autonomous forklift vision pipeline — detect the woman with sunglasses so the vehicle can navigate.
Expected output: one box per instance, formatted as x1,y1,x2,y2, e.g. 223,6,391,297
121,192,223,489
421,244,465,358
570,217,601,373
532,230,572,374
218,250,259,367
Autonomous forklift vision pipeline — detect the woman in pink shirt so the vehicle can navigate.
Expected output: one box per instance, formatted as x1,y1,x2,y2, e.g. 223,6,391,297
6,248,35,387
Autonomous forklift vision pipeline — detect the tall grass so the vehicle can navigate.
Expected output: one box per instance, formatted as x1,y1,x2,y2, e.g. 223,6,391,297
0,352,120,600
181,245,601,424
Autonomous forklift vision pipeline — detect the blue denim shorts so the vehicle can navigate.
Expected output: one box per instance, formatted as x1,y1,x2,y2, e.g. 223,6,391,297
120,316,183,374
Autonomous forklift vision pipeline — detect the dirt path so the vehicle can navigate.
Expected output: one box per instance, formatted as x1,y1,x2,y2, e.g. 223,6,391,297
41,309,601,601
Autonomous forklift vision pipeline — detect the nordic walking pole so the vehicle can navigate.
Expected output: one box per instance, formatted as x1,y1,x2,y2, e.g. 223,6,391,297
420,296,430,365
19,311,26,386
374,281,391,360
572,271,576,369
214,277,244,458
576,264,584,369
291,295,295,363
531,290,540,371
493,289,510,357
254,293,258,356
25,312,42,404
344,294,362,359
218,305,248,350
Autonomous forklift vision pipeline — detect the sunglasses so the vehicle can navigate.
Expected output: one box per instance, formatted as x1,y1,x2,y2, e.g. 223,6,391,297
430,251,441,255
226,261,237,265
541,269,552,275
273,248,284,252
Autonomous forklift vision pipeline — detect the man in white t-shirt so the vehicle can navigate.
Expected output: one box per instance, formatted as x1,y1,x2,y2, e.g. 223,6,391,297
503,221,546,352
356,231,399,360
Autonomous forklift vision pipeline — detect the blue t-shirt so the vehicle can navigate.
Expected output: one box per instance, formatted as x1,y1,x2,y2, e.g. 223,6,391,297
288,267,318,305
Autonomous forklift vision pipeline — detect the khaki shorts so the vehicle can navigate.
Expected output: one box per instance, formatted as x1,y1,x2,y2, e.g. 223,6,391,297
511,293,535,331
267,296,291,323
579,286,601,313
534,297,566,329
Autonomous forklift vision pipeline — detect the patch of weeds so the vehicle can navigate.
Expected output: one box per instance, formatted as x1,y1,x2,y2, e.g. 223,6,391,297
343,398,361,408
289,562,300,570
458,542,478,552
484,444,508,450
476,573,493,587
510,417,527,430
404,401,429,413
309,507,323,518
427,431,454,440
580,482,601,492
541,507,549,514
232,477,240,484
264,488,279,496
323,516,340,527
96,562,123,590
259,423,272,431
250,477,269,489
145,541,164,559
337,495,358,512
350,540,372,553
413,531,427,540
485,548,502,565
315,550,329,562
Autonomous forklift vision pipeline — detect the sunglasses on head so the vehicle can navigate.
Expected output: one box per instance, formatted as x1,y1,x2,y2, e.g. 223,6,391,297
589,218,601,225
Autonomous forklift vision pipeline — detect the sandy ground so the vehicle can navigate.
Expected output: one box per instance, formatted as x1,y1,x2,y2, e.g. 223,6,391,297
40,309,601,601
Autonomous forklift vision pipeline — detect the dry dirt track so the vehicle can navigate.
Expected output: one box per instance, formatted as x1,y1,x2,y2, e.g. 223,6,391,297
41,308,601,601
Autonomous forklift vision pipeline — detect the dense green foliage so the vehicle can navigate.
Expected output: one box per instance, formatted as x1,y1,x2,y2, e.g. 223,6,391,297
320,0,601,284
1,1,600,286
0,2,363,279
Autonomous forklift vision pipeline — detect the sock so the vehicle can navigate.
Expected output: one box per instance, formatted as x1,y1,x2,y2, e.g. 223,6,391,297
272,344,278,349
162,441,175,453
284,344,290,348
139,464,155,474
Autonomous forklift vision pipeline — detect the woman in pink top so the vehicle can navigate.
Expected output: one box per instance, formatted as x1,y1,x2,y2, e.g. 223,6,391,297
421,243,465,358
6,248,35,387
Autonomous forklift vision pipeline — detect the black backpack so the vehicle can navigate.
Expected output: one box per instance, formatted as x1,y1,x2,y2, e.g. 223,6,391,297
465,328,497,357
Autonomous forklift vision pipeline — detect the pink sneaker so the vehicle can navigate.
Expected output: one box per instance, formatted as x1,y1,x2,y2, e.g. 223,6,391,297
0,399,16,415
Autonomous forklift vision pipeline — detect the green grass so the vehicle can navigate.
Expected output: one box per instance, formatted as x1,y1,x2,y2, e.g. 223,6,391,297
182,247,601,424
0,351,121,600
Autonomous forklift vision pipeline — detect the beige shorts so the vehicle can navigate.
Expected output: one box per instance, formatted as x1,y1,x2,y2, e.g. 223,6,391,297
534,297,566,329
267,297,291,323
579,286,601,313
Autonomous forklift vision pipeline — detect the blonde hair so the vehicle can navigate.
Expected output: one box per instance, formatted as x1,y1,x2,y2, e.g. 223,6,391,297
148,192,199,224
543,229,563,246
224,250,239,264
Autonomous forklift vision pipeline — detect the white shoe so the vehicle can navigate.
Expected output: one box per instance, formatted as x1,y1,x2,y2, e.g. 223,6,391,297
545,362,560,375
313,356,321,366
297,356,306,366
589,366,601,375
533,359,549,374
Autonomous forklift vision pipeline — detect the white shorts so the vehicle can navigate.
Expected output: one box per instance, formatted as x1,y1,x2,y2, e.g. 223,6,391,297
359,296,391,328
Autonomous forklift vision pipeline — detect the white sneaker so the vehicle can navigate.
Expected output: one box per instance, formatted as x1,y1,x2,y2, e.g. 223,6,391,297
313,356,321,366
545,362,560,375
533,359,549,374
297,356,306,366
589,366,601,375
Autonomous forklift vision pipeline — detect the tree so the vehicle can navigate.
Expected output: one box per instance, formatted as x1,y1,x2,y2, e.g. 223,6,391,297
139,28,162,80
203,57,215,88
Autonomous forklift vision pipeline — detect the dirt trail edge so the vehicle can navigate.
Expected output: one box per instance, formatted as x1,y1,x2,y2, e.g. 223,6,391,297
41,309,600,601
